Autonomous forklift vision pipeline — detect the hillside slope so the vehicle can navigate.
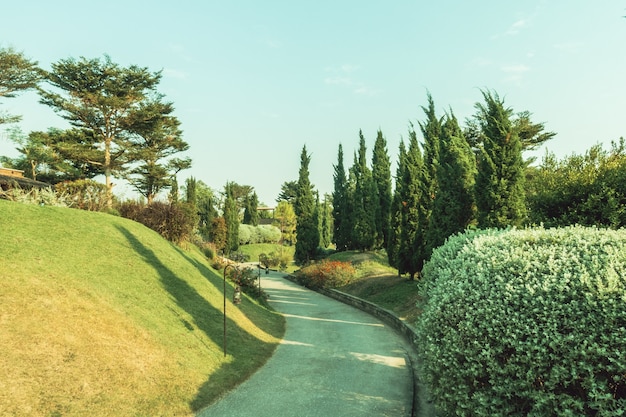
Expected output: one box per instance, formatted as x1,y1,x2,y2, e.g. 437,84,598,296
0,199,284,416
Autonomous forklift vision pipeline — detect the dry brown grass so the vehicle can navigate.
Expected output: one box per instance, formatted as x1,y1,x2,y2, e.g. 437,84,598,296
0,200,284,416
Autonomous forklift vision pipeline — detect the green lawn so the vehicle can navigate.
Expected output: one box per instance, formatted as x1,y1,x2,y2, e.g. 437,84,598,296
329,250,421,324
0,199,285,416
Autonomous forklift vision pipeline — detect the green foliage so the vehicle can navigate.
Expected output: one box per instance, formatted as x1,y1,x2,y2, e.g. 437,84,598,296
351,130,377,251
372,130,392,250
417,226,626,416
243,192,259,226
118,200,198,244
123,98,191,203
397,127,426,279
0,47,41,124
223,182,239,254
55,179,108,211
474,89,527,228
238,224,281,245
527,139,626,229
0,184,67,207
332,143,351,251
273,200,296,245
387,140,406,269
294,145,319,264
426,112,476,253
39,55,162,207
295,259,356,289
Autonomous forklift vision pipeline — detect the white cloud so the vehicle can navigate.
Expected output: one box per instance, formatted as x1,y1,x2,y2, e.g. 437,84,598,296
501,64,531,84
506,19,527,35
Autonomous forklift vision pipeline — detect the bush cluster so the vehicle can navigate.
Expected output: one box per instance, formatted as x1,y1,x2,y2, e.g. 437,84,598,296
118,200,198,244
416,226,626,416
296,259,356,289
238,224,282,245
0,185,68,207
55,179,107,211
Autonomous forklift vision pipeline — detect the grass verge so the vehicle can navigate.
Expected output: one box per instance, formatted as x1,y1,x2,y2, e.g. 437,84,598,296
328,250,421,324
0,199,285,416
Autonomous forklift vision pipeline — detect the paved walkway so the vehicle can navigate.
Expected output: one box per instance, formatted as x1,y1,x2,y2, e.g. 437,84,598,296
197,271,414,417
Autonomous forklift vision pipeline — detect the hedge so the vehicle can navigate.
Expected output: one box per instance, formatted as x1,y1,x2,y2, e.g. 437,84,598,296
416,226,626,416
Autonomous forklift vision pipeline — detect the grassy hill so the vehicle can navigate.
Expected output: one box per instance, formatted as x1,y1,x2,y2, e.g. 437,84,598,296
328,250,421,324
0,199,285,416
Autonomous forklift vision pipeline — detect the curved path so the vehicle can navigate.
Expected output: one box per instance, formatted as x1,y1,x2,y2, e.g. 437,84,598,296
197,270,414,417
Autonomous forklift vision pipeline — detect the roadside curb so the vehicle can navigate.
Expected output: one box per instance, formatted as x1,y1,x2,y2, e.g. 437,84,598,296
282,274,435,417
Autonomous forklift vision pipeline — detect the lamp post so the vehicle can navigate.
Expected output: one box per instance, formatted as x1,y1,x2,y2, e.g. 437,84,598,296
258,255,262,295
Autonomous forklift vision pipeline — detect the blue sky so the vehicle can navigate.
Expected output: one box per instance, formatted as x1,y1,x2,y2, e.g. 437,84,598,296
1,1,625,205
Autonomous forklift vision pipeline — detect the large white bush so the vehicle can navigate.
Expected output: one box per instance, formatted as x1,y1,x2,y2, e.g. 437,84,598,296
416,226,626,416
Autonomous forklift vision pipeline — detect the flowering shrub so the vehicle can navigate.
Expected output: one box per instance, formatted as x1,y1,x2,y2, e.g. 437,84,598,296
296,260,356,289
416,226,626,416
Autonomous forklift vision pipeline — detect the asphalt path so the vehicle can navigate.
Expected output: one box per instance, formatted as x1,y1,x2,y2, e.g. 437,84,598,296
197,270,414,417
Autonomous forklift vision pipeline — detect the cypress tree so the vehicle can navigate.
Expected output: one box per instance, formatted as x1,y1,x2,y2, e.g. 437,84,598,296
372,129,392,250
223,182,240,255
243,192,259,226
320,194,333,249
294,145,319,264
474,90,526,228
427,112,477,253
388,139,407,270
351,130,377,251
332,144,351,251
418,93,442,259
398,126,425,280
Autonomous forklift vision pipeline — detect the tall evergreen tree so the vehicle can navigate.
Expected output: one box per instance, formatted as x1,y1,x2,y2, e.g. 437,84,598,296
351,130,377,251
398,126,426,280
388,139,407,270
372,129,392,250
332,144,351,251
320,194,333,249
223,182,240,255
294,146,319,264
243,192,259,225
474,90,527,228
418,93,442,259
427,112,477,253
196,180,218,241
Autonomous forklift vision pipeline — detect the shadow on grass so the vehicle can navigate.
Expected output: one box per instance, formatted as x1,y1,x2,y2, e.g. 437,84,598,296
115,226,282,412
171,245,285,340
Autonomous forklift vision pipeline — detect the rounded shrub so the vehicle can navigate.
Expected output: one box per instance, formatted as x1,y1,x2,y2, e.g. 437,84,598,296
416,226,626,416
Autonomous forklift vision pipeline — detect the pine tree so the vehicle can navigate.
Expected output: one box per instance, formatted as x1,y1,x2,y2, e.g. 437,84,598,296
398,126,426,279
427,112,477,253
294,146,319,264
351,130,377,251
39,55,162,208
372,129,392,250
332,144,351,251
388,139,407,270
0,47,41,124
474,90,527,228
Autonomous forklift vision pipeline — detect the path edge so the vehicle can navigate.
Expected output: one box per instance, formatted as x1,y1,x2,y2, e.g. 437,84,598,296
282,274,436,417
